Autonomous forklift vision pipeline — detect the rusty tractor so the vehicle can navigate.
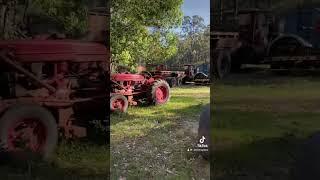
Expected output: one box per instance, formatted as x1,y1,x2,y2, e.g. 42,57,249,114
146,64,210,87
0,39,108,158
212,0,320,78
0,3,110,159
110,72,171,113
146,64,184,87
182,64,211,85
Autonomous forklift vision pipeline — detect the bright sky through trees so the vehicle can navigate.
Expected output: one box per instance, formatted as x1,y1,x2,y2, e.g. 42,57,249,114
182,0,210,25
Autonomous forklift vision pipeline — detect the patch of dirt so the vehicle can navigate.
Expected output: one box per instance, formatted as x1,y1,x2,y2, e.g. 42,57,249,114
178,120,199,135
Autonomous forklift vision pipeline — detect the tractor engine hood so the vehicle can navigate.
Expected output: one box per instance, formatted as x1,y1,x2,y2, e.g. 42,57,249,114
111,73,145,82
0,40,109,63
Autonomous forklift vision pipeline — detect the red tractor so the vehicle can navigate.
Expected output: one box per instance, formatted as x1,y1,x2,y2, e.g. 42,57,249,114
0,39,108,158
0,4,110,160
110,72,171,113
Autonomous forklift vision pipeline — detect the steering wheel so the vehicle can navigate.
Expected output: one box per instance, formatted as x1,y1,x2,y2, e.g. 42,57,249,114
140,71,152,79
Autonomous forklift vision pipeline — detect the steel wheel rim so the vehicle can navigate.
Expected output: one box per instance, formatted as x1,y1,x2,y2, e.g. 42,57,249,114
111,98,126,111
155,86,168,103
7,118,47,152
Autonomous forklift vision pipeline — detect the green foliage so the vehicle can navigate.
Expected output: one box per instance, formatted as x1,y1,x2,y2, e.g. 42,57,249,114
181,15,206,37
147,30,179,63
0,0,28,39
111,0,183,70
30,0,89,36
167,16,210,67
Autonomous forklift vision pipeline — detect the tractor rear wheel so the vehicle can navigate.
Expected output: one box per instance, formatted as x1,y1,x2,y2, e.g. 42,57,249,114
150,79,170,105
214,50,231,79
167,78,177,88
177,78,182,86
110,94,128,113
0,104,58,160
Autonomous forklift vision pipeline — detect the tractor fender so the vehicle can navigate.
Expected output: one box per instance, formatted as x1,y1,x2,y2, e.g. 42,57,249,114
194,72,208,78
267,34,313,56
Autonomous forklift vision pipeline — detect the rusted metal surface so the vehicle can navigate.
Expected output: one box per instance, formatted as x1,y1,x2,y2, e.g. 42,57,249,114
0,40,108,62
0,40,108,140
144,64,210,86
145,64,187,87
111,73,145,82
0,3,110,157
0,49,56,92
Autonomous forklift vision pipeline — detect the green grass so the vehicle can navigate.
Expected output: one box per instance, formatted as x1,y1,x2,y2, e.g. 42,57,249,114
0,141,109,180
213,73,320,180
111,86,210,179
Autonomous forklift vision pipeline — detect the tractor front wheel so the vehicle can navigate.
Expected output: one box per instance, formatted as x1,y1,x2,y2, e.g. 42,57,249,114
110,94,129,113
0,104,58,160
167,78,177,88
150,79,170,105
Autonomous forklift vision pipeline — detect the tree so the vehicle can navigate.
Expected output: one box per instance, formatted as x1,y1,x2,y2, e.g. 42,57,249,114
181,15,206,38
166,16,209,68
0,0,29,39
180,15,208,65
30,0,89,37
111,0,183,71
2,0,184,71
0,0,92,39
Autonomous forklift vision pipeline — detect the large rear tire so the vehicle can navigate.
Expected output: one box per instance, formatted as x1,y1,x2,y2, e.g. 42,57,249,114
268,35,306,57
214,50,231,79
0,104,58,160
150,79,170,105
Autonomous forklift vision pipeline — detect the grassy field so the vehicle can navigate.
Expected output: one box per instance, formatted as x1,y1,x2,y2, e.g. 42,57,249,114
110,86,210,179
213,71,320,180
0,140,109,179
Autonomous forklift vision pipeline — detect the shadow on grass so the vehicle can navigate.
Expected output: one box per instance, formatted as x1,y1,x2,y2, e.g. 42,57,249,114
217,69,320,87
110,103,207,143
212,106,320,180
111,103,206,125
110,87,209,178
0,151,109,180
213,69,320,179
110,104,209,179
212,134,305,180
